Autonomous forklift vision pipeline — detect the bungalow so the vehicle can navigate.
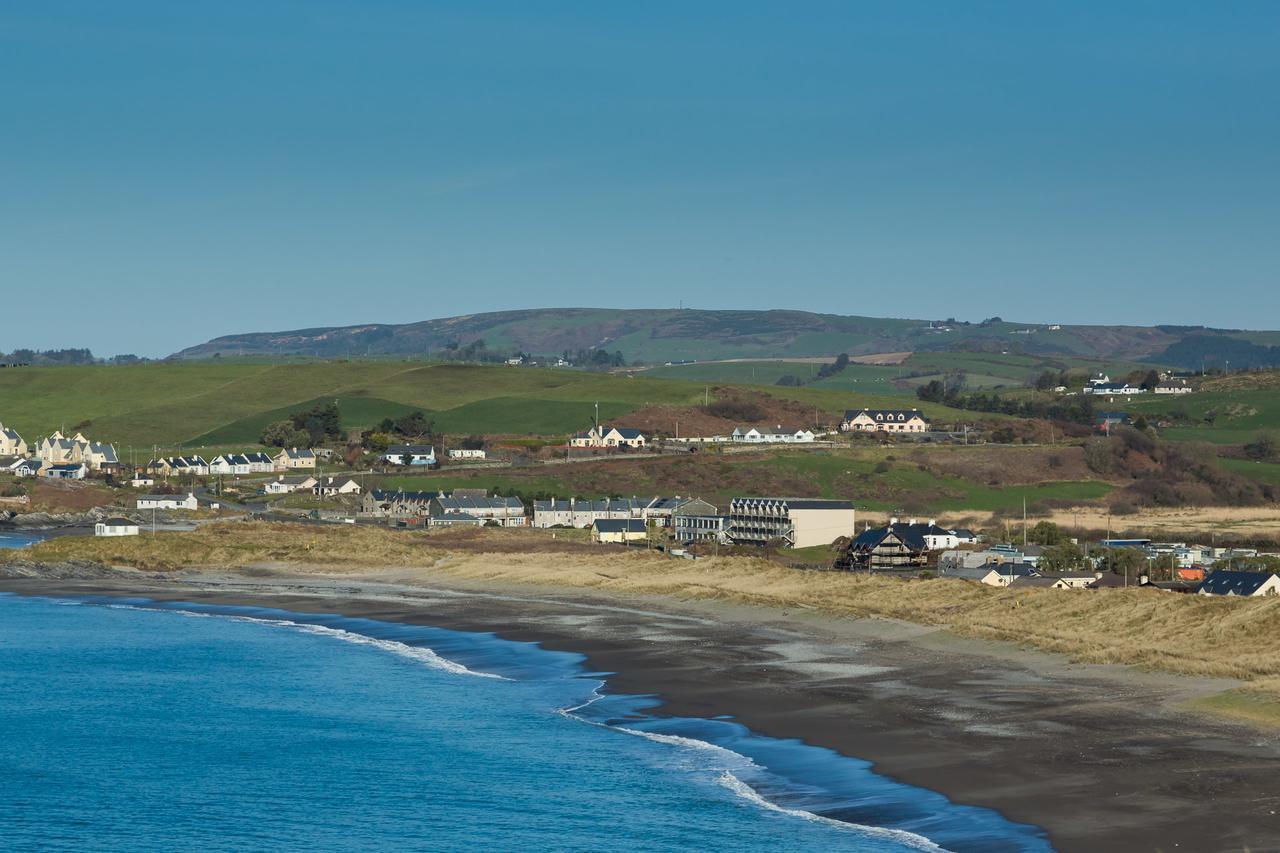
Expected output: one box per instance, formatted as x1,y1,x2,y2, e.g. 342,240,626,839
313,476,362,497
1197,571,1280,597
429,511,485,528
95,517,139,537
12,458,43,478
840,408,929,434
569,426,647,449
382,444,436,467
1083,382,1145,397
128,474,155,488
44,463,87,480
592,518,649,544
1154,381,1193,395
265,475,318,495
150,456,210,477
942,562,1038,587
274,447,317,471
447,448,487,460
729,425,816,444
0,423,27,458
136,492,199,511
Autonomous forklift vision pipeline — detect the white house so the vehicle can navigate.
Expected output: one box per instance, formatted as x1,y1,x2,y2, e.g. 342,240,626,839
136,492,199,511
209,454,252,476
448,448,487,460
244,452,275,473
382,444,436,466
265,475,319,495
12,458,42,478
569,426,646,449
840,409,930,433
95,517,139,537
44,463,87,480
729,425,816,444
1154,381,1193,395
127,474,155,488
591,518,649,544
313,476,362,497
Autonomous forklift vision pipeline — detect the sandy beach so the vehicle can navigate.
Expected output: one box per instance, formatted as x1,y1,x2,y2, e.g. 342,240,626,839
3,562,1278,852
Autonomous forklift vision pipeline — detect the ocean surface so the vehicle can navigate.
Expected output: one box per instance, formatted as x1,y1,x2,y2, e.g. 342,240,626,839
0,530,47,549
0,594,1052,852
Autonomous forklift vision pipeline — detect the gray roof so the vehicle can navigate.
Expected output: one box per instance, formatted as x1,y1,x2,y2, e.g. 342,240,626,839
100,517,135,527
1198,571,1279,596
731,497,853,511
88,442,118,463
594,519,647,533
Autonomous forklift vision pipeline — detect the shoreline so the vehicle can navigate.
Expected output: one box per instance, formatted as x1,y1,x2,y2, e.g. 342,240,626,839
3,567,1279,851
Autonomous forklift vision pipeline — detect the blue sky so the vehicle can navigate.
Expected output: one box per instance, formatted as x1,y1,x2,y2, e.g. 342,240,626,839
3,2,1278,356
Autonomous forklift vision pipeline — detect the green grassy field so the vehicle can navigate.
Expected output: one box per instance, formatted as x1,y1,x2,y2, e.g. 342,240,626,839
1217,458,1280,485
1129,388,1280,444
0,360,978,449
377,449,1112,513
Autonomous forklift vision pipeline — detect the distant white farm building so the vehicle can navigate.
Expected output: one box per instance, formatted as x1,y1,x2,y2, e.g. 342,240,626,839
729,425,815,444
95,517,139,537
136,493,199,511
448,448,487,460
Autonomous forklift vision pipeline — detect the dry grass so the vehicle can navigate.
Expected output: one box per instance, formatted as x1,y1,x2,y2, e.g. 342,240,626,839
17,522,1280,707
11,521,444,571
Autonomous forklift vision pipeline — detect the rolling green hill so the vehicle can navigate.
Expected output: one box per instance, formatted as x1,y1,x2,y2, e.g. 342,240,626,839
171,307,1264,367
0,360,966,451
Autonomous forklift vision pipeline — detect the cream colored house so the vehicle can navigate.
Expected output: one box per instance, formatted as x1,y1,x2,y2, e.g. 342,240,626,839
569,426,646,448
0,423,27,458
591,518,649,544
35,431,86,465
274,447,317,470
840,408,930,433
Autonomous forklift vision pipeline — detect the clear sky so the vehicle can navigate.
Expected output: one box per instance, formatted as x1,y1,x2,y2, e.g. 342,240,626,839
3,2,1278,356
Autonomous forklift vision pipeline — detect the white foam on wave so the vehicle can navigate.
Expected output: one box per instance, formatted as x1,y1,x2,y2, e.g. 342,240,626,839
558,696,950,852
101,603,507,680
717,771,948,852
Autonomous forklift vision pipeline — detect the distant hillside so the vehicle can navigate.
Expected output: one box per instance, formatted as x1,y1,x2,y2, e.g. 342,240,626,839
171,308,1270,367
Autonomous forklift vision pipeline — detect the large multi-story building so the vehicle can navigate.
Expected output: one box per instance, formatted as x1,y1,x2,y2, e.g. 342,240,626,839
728,497,856,549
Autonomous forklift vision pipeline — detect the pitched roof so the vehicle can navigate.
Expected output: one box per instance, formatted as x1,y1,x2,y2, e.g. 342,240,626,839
732,497,854,511
100,517,135,527
1198,570,1279,596
594,519,647,533
386,444,434,455
843,408,929,421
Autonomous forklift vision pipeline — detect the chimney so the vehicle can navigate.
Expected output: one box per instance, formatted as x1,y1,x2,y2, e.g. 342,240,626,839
928,518,936,527
909,517,917,526
889,517,898,526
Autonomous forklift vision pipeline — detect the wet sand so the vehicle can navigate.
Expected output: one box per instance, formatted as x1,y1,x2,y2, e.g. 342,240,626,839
3,566,1278,852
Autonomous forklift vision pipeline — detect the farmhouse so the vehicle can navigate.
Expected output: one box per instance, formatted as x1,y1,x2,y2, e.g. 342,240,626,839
136,493,199,511
728,497,856,549
840,408,929,433
569,426,647,449
274,447,317,470
592,518,649,544
95,517,139,537
0,423,27,458
382,444,436,466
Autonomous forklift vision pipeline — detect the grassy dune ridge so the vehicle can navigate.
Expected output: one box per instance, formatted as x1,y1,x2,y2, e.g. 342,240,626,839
15,523,1280,719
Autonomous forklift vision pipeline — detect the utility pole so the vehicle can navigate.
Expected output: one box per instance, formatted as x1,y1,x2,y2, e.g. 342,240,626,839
1022,497,1027,547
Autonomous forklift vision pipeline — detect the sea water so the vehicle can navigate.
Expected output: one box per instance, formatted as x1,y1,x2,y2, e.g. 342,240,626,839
0,530,46,549
0,595,1052,851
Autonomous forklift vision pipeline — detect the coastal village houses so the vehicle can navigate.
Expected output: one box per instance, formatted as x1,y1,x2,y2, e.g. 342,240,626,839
361,489,437,518
314,476,362,497
569,425,647,449
33,431,119,471
531,496,707,530
429,492,527,527
0,423,27,457
840,409,930,433
591,518,648,544
1197,571,1280,597
274,447,317,470
94,517,139,537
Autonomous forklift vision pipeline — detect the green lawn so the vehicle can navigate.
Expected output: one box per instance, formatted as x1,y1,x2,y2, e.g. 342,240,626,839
1217,457,1280,485
1130,388,1280,444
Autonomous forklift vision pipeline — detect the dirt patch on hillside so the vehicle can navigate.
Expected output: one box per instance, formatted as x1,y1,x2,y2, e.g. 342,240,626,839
907,445,1095,484
29,481,126,514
